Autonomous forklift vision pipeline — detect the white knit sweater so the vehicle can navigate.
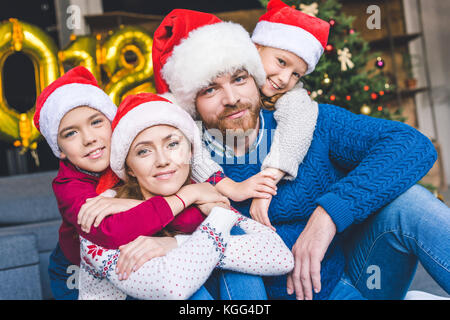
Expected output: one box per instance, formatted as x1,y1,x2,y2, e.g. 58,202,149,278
78,207,294,300
191,83,318,182
260,82,318,180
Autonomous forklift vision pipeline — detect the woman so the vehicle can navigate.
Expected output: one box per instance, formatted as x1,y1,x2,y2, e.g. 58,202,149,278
78,93,294,300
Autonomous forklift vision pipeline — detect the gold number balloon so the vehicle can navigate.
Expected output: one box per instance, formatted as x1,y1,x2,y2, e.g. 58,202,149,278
0,18,60,145
102,25,155,105
58,34,101,83
0,19,157,152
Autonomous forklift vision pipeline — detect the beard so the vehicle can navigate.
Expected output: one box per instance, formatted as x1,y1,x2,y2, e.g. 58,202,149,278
209,100,260,139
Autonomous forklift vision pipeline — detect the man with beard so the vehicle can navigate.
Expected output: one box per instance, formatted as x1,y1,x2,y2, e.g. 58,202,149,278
152,9,450,300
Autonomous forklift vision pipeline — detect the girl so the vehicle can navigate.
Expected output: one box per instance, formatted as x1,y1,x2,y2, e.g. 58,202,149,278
246,0,331,228
78,93,294,299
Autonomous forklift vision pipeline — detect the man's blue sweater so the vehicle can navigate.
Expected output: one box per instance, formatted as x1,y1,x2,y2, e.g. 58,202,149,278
210,104,437,300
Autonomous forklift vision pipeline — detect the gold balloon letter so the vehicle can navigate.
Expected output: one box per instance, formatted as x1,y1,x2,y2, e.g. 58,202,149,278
0,18,60,146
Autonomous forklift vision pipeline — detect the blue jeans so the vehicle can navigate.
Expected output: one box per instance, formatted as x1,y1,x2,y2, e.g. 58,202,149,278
341,184,450,299
48,242,79,300
328,273,366,300
190,269,268,300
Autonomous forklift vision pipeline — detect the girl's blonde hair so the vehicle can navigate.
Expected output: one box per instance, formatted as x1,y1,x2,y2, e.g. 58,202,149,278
260,91,284,110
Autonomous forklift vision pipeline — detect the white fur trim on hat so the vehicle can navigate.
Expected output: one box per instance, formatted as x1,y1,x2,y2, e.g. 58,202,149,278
39,83,117,158
161,21,266,118
110,101,203,180
251,20,324,75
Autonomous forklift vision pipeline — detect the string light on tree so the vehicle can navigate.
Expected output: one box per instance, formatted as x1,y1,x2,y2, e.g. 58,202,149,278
325,43,334,54
322,73,332,86
360,104,372,115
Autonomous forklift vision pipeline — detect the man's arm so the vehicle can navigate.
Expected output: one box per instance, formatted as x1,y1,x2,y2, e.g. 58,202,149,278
288,104,437,300
316,105,437,232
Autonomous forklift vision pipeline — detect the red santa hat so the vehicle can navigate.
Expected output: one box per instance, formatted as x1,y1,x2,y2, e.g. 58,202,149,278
107,92,204,184
34,66,117,158
152,9,266,118
251,0,330,75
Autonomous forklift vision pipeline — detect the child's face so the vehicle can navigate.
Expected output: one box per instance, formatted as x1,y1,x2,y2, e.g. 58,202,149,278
256,45,308,97
57,106,112,173
125,125,192,199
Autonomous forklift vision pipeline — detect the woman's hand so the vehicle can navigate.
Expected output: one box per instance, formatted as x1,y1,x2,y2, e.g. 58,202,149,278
249,196,276,231
116,236,178,280
78,196,143,233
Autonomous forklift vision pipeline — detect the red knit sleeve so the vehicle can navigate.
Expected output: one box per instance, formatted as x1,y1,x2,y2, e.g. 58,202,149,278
53,177,175,249
168,205,205,233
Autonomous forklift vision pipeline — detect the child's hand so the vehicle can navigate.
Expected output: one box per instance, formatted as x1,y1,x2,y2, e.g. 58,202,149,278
250,197,276,231
78,196,143,233
179,183,230,207
231,171,278,202
197,201,230,216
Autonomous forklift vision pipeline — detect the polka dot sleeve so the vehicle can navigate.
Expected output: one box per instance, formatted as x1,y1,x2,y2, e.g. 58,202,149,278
218,214,294,276
173,208,294,276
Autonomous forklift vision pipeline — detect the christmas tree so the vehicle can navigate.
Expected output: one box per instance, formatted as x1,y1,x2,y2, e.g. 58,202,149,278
258,0,403,121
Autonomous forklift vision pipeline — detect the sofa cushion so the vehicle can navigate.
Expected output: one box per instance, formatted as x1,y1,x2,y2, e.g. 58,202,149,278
0,219,60,252
0,233,42,299
0,171,60,225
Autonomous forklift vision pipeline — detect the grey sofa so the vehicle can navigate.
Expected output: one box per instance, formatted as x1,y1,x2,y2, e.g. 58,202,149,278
0,171,60,300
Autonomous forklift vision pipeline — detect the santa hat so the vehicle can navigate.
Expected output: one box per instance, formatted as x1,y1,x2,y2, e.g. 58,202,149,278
34,66,117,158
152,9,266,118
251,0,330,75
107,92,203,184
